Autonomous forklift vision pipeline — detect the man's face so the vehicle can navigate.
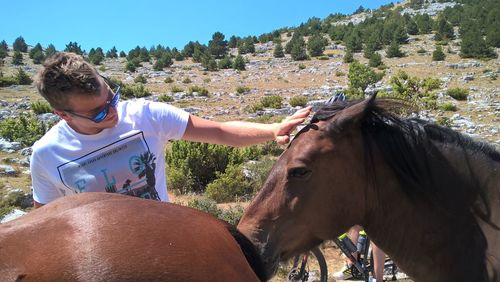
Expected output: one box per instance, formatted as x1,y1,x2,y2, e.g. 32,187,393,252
58,76,119,135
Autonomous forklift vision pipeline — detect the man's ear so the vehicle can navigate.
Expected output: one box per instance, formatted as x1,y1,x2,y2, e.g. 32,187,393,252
53,110,71,122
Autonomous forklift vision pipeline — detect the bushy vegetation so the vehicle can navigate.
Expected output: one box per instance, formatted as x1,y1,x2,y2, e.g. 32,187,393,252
188,85,209,96
260,95,283,108
447,87,469,101
166,141,261,195
0,69,32,87
31,100,53,114
236,86,251,94
186,197,245,225
289,96,308,107
0,114,53,146
158,94,174,102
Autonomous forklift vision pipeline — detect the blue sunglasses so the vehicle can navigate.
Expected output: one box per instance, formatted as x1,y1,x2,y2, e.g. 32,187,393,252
66,76,121,123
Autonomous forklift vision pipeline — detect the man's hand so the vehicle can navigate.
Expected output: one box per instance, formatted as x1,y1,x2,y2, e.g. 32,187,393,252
274,106,312,144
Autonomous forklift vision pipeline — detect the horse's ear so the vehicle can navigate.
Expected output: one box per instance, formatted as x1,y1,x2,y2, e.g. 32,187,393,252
332,93,377,132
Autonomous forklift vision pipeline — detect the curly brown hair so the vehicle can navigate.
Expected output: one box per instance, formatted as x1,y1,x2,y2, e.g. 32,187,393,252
35,52,102,110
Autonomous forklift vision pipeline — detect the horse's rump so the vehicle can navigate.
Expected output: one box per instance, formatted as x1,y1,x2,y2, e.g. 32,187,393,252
0,193,263,281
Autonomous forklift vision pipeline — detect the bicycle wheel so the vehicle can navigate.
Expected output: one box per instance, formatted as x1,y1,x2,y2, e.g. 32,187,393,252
287,247,328,282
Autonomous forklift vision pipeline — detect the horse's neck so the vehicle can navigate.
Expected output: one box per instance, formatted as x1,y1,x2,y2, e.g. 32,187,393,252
363,143,497,282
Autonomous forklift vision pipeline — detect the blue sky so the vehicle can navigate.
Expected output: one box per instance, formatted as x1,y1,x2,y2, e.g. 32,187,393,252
2,0,394,53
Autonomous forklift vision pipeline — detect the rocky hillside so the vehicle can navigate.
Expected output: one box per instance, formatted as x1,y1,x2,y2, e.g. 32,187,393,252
0,0,499,219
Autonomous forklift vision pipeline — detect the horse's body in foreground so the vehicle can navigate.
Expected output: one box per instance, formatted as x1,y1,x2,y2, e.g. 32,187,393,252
1,193,264,281
238,95,500,282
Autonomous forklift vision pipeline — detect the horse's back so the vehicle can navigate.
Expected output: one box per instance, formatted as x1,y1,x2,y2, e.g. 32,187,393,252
0,193,260,281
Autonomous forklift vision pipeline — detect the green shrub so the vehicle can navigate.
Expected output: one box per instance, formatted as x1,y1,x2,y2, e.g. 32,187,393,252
166,141,260,194
260,95,283,108
15,69,32,85
188,85,209,96
134,74,147,84
187,197,221,217
298,63,306,70
236,86,251,94
417,48,427,54
317,56,329,60
423,77,441,92
171,85,184,93
158,94,174,103
439,102,457,111
182,77,192,84
0,75,17,87
31,100,52,114
164,77,174,83
436,116,451,127
335,70,346,77
446,87,468,100
205,164,252,203
168,165,195,195
289,96,308,107
0,114,52,146
218,205,245,225
260,141,284,156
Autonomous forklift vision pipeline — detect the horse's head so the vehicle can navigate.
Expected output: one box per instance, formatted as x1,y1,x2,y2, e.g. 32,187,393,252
238,95,378,277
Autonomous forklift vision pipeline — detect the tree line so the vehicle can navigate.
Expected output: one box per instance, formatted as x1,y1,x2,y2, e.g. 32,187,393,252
1,0,498,72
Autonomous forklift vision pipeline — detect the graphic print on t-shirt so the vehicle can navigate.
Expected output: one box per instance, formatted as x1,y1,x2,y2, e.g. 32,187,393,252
57,132,160,200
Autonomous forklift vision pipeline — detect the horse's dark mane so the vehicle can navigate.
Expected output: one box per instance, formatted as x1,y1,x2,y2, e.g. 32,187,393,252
310,98,499,227
226,223,267,282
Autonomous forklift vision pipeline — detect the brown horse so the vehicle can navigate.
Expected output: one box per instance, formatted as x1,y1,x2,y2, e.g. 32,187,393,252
0,192,265,281
238,94,500,282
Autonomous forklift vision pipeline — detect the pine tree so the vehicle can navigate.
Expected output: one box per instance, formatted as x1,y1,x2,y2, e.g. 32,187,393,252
369,53,383,67
45,44,57,59
13,36,28,52
106,46,118,58
88,47,105,65
432,46,446,61
307,34,327,57
208,32,227,59
386,41,405,58
435,17,455,41
29,43,44,59
64,42,83,55
273,42,285,58
343,49,354,63
233,55,245,71
0,40,9,59
290,37,308,61
12,51,23,65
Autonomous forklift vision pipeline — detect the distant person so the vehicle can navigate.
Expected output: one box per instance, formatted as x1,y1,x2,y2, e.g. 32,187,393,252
333,225,386,282
31,52,311,207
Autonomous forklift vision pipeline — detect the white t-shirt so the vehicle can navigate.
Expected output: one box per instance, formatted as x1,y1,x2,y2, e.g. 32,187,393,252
30,99,190,204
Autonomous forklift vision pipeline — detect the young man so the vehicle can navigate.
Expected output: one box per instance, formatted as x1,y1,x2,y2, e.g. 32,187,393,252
31,52,311,207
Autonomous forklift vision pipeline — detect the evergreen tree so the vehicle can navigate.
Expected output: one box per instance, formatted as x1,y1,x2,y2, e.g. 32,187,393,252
228,35,239,49
346,29,363,52
343,49,354,63
45,44,57,59
218,56,233,69
32,50,45,64
369,53,383,67
29,43,43,59
106,46,118,58
486,28,500,48
432,45,446,61
435,17,455,41
232,55,245,70
348,60,383,96
307,34,327,57
0,40,9,59
273,42,285,58
208,32,227,59
88,47,105,65
12,51,23,65
460,21,497,59
64,41,83,55
290,37,309,61
415,14,433,34
237,37,255,55
13,36,28,52
119,51,126,58
406,18,419,35
386,41,405,58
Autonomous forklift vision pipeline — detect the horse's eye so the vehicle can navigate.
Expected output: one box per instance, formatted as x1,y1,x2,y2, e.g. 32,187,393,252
288,167,311,178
